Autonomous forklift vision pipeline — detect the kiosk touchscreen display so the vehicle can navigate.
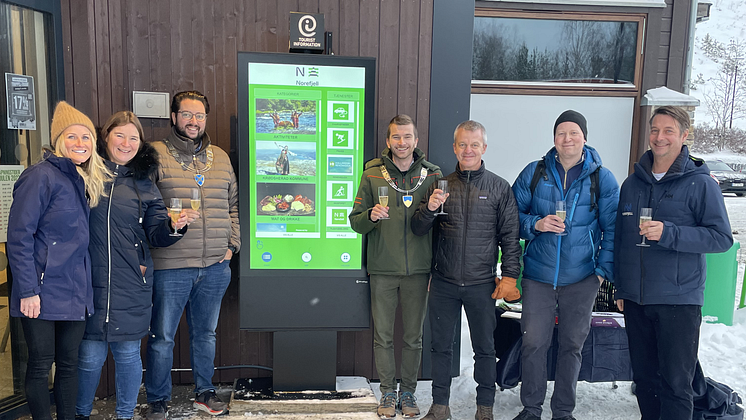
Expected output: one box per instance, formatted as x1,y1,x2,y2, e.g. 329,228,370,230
245,57,370,271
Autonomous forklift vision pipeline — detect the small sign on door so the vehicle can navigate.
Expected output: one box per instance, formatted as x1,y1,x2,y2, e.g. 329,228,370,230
5,73,36,130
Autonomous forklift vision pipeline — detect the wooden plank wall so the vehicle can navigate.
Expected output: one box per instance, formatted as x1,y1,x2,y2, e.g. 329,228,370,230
656,0,694,92
59,0,434,396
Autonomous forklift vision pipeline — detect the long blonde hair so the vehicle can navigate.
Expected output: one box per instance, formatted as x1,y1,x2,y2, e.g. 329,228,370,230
54,129,111,207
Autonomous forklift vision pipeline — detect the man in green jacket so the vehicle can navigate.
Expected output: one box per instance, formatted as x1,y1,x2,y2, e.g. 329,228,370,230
350,115,441,419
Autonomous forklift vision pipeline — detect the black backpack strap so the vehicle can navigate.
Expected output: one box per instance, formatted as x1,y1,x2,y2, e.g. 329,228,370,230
531,160,601,218
529,160,547,194
590,167,600,216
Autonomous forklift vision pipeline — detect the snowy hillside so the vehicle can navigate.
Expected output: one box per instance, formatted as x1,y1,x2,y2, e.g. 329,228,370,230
690,0,746,130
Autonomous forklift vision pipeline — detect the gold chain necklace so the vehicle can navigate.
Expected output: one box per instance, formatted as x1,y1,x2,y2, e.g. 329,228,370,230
164,139,214,186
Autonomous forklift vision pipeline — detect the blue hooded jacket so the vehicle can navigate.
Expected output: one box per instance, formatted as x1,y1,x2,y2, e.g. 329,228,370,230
8,151,93,320
512,145,619,287
614,146,733,306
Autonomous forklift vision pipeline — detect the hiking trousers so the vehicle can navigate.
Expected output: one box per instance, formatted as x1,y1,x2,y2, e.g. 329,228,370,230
519,275,599,418
370,273,429,395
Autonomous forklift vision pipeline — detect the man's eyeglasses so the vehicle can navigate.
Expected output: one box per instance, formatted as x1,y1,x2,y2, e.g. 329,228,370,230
179,111,207,122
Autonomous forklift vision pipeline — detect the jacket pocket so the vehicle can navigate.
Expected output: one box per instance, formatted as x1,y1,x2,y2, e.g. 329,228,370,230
588,230,597,266
125,226,149,285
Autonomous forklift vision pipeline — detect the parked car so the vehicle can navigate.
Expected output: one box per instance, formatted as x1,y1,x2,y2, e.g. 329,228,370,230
706,160,746,196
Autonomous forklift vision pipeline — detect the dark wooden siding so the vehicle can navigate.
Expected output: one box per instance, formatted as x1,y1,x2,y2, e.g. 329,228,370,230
656,0,695,92
59,0,434,397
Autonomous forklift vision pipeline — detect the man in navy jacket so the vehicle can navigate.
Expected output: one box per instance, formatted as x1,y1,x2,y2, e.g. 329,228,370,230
614,105,732,420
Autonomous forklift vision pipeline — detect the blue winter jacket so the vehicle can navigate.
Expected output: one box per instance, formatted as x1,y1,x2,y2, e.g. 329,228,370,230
8,152,93,321
512,145,619,287
614,146,732,306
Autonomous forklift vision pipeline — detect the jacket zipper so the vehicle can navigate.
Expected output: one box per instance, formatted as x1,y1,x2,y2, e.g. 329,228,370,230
105,166,118,323
195,154,207,266
460,172,471,285
402,175,410,276
639,190,647,304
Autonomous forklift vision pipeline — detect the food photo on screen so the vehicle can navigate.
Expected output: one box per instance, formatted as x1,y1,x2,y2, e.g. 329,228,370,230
257,182,316,216
255,98,316,135
254,140,316,176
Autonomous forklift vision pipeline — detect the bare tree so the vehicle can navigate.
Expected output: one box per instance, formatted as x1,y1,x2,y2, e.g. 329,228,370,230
697,35,746,134
691,123,746,153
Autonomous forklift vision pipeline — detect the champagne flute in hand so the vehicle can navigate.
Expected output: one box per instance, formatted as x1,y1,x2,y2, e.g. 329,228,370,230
637,207,652,247
378,186,389,220
555,200,567,236
191,188,200,211
169,198,183,237
435,179,448,215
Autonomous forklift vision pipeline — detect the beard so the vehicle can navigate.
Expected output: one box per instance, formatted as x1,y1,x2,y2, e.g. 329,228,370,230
175,123,205,142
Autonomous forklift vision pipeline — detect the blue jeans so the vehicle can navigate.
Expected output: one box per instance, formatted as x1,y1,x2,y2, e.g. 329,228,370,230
76,339,142,419
145,261,232,402
429,279,496,407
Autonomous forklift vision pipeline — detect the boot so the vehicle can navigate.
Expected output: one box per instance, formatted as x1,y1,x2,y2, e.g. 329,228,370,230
475,405,494,420
421,403,451,420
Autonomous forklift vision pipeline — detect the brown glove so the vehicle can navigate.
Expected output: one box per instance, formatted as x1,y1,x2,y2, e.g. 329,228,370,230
491,276,521,303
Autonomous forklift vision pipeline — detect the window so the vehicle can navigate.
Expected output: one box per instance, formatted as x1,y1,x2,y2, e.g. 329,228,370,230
472,11,644,89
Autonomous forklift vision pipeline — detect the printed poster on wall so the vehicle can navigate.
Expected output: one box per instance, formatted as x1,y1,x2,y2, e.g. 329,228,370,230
5,73,36,130
0,165,24,243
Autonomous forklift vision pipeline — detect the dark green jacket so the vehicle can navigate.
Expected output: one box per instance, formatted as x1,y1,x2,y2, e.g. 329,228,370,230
349,148,441,275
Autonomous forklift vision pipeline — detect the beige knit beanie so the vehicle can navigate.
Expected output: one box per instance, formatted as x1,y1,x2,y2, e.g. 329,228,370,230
50,101,97,147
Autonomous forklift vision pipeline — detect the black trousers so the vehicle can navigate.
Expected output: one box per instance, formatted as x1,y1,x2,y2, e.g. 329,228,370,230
20,318,86,420
623,301,701,420
429,279,496,407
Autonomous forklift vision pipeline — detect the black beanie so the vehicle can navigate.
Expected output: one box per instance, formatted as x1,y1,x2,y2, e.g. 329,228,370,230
554,110,587,140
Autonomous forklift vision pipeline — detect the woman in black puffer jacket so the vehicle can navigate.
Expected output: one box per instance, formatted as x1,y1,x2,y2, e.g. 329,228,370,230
75,111,197,420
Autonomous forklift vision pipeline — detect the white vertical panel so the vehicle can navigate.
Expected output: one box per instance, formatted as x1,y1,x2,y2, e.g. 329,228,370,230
469,94,634,186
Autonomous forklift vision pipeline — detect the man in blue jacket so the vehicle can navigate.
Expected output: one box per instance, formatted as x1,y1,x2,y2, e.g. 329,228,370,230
614,105,732,420
510,110,619,420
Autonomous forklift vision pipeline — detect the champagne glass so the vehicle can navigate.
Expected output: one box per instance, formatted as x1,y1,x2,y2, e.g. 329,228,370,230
169,198,183,237
377,186,389,220
191,188,200,211
435,179,448,215
637,207,653,247
555,200,567,236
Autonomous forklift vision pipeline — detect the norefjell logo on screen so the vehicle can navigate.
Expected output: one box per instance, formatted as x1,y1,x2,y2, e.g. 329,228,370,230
296,67,320,86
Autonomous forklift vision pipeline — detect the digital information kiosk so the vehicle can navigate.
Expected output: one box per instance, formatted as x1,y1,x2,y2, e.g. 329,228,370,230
237,52,375,390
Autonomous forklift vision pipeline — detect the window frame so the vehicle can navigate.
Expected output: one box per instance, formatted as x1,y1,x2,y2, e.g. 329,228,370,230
471,9,646,96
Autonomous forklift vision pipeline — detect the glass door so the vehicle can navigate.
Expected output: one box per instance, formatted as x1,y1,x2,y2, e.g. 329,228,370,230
0,0,62,416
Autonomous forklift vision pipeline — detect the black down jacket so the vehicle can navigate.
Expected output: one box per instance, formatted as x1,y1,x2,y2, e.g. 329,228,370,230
84,142,181,342
412,162,522,286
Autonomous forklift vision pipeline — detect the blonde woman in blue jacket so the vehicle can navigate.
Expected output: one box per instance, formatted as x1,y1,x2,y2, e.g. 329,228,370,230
7,101,110,420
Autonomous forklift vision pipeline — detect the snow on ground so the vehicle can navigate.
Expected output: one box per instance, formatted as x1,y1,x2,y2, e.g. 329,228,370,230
369,195,746,420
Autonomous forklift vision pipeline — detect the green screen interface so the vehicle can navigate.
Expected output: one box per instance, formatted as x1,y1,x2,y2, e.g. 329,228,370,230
248,62,365,270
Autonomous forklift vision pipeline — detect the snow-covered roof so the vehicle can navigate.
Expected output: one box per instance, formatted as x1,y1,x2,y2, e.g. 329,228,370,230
482,0,666,8
642,86,701,106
